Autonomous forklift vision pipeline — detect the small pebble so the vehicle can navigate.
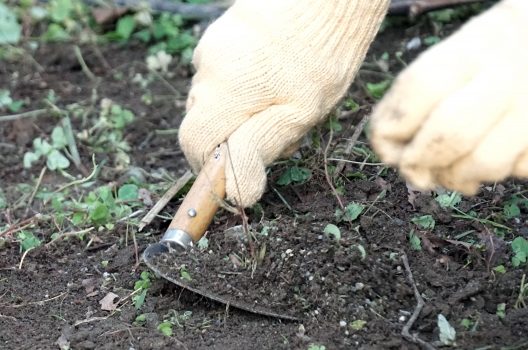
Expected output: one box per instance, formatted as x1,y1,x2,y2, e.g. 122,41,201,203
339,320,347,327
406,37,421,50
399,315,407,322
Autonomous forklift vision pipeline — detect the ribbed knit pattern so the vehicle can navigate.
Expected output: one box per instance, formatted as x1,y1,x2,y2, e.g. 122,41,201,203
370,0,528,195
179,0,389,207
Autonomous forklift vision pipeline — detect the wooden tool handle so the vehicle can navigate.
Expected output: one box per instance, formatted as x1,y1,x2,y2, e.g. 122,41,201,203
167,143,227,242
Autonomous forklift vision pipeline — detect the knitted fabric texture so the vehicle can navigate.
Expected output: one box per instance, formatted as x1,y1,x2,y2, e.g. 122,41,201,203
371,0,528,194
179,0,389,207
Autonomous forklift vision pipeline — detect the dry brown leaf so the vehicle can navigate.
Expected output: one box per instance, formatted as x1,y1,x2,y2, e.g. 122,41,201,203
99,292,119,311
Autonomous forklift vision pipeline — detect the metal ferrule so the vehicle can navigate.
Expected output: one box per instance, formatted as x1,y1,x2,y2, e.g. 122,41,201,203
160,228,193,251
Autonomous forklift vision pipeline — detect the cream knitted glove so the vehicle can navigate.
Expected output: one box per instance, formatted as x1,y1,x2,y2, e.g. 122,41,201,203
179,0,389,207
371,0,528,194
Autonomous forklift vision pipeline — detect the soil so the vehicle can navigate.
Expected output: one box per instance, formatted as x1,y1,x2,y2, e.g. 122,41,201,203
1,9,528,350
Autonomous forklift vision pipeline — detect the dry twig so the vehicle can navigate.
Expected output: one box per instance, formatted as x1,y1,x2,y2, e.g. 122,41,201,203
400,251,437,350
138,170,194,231
333,115,370,177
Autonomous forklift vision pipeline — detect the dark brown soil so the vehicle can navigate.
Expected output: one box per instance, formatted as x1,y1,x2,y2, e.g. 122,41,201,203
2,9,528,350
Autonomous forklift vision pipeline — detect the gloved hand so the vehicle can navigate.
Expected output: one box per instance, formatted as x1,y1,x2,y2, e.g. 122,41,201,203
371,0,528,194
179,0,389,207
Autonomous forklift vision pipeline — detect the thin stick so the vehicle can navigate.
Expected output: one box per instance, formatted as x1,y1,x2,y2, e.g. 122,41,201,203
400,252,437,350
45,227,95,247
61,116,85,174
0,108,48,122
0,214,44,237
54,155,98,193
131,226,139,269
26,166,46,210
18,247,35,269
2,292,67,308
388,0,487,17
323,129,345,211
333,115,370,177
327,158,385,166
138,170,194,231
74,45,97,82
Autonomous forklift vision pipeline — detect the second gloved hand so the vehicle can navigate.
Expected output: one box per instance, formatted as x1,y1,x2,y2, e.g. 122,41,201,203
179,0,388,207
370,0,528,194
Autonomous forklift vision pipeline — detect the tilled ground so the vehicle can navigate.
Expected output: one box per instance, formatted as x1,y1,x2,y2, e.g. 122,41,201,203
1,9,528,350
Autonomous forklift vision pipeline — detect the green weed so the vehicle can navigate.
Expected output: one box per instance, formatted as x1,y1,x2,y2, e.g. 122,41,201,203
158,310,193,336
276,166,312,186
511,237,528,267
24,125,70,171
0,4,21,44
132,271,152,310
408,229,422,251
323,224,341,241
335,202,364,223
0,89,24,112
17,230,42,252
411,215,435,230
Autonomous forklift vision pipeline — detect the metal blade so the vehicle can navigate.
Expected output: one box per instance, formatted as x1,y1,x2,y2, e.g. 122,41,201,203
142,244,299,321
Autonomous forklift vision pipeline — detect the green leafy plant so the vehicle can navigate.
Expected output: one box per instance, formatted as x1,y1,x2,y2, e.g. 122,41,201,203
179,265,192,281
511,237,528,267
411,215,435,230
350,319,367,331
108,11,198,63
496,303,506,319
307,344,326,350
460,318,474,330
17,230,42,252
276,166,312,186
157,321,173,336
366,80,391,100
132,271,152,310
0,89,24,112
408,229,422,251
323,224,341,241
0,3,21,44
435,192,462,209
24,126,70,171
39,0,88,42
493,265,506,274
80,99,135,167
335,202,364,223
158,310,193,336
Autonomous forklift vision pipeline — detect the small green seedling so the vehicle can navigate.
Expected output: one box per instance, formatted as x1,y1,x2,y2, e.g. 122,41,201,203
323,224,341,241
276,166,311,186
511,237,528,267
408,229,422,251
496,303,506,319
335,202,364,223
158,309,193,336
0,4,21,44
0,89,24,112
460,318,474,330
132,271,152,310
134,314,146,326
157,321,173,336
350,319,367,331
307,344,326,350
411,215,435,230
493,265,506,274
24,126,70,171
366,80,391,100
17,230,41,252
179,265,192,281
435,192,462,209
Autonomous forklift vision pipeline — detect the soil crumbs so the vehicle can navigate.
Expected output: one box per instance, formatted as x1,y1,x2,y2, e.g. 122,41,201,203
2,10,528,350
